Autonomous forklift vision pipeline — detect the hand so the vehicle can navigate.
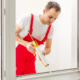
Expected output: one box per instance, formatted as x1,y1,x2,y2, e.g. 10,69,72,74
37,50,46,61
26,42,36,54
42,50,46,56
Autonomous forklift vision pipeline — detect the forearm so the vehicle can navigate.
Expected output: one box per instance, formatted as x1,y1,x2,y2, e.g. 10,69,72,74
16,35,29,47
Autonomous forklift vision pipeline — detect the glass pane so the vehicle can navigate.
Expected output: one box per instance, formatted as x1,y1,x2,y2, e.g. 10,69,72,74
50,0,78,70
16,0,78,76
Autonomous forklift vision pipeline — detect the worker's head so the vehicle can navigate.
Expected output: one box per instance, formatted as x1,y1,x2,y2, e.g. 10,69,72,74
42,1,61,25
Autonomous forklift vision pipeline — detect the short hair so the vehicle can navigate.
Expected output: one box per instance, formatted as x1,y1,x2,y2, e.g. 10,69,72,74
45,1,61,12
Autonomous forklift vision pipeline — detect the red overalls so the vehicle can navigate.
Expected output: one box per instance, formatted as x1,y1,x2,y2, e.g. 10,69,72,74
16,14,52,76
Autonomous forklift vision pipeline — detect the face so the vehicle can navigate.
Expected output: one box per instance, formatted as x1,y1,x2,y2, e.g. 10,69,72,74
43,8,60,25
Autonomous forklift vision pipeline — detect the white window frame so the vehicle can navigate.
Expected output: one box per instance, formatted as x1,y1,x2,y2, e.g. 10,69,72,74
1,0,5,80
2,0,16,80
1,0,80,80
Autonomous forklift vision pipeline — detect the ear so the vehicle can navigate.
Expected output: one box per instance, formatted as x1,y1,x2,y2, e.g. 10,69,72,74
43,9,46,14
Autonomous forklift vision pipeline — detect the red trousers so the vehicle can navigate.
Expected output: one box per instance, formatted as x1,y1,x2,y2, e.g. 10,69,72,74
16,44,36,76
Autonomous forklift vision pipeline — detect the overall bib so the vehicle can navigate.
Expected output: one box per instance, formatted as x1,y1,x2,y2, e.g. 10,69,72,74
16,14,52,76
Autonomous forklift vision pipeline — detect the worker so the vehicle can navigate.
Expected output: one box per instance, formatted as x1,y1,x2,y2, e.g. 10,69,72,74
16,1,61,76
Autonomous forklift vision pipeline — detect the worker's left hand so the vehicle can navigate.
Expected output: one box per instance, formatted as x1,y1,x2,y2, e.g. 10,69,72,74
42,50,46,56
37,50,46,61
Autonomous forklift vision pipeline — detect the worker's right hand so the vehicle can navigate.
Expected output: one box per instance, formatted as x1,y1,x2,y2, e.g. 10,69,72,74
26,42,36,54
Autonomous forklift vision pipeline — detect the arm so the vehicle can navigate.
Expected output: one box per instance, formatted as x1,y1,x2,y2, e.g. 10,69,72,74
42,39,52,56
16,23,29,46
16,24,36,53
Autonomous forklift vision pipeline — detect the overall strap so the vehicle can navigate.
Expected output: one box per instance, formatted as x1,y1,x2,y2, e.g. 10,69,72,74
28,14,34,34
43,25,52,41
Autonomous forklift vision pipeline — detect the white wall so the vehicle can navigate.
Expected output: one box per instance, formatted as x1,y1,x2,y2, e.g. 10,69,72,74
16,0,78,73
51,0,77,69
16,0,50,20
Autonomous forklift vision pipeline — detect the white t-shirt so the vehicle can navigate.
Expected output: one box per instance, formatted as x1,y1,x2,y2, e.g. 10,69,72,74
16,14,54,41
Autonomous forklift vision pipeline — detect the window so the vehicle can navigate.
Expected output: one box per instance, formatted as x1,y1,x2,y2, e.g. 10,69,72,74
2,0,80,80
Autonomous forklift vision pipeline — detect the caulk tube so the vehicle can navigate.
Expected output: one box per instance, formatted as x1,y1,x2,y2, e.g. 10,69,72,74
35,47,49,67
32,41,49,67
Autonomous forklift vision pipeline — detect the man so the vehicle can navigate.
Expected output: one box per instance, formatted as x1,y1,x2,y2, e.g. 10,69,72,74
16,1,61,76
